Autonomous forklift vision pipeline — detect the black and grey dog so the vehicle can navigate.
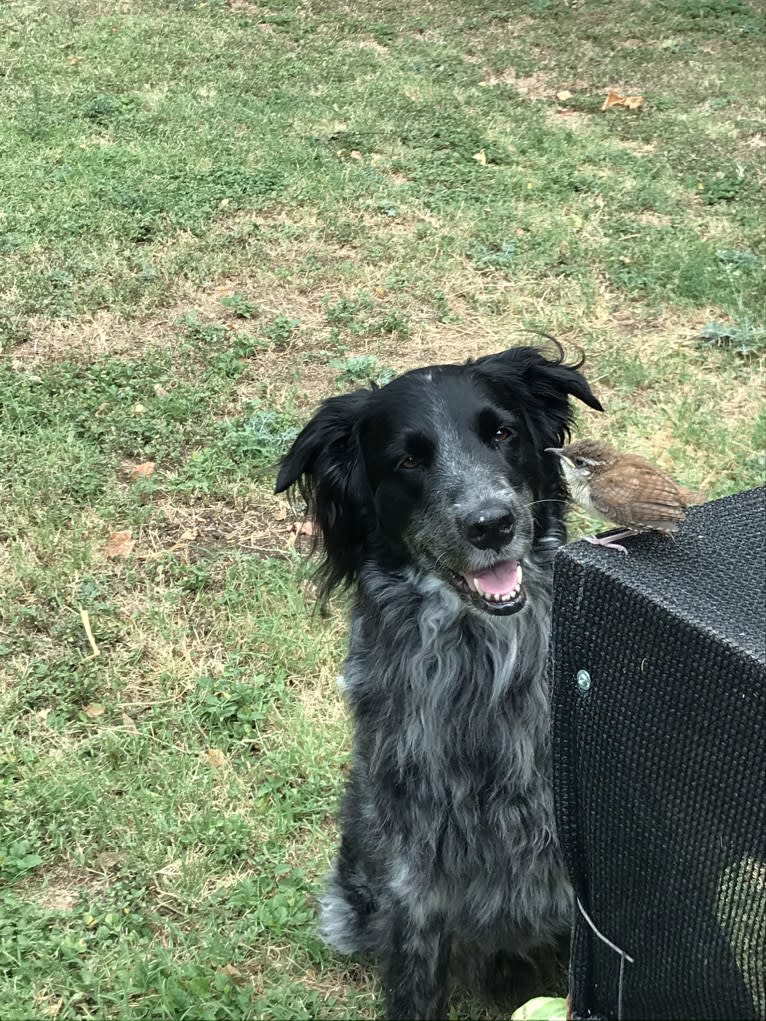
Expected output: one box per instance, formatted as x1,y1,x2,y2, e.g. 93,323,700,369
276,344,602,1019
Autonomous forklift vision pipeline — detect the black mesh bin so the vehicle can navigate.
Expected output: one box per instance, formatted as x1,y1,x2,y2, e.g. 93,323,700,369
551,486,766,1021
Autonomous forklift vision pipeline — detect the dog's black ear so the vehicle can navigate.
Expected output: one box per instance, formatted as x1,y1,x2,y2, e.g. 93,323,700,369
474,343,602,446
275,390,372,602
475,344,602,412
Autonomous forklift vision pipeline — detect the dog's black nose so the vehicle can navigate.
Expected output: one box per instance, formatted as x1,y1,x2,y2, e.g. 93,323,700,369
464,504,515,550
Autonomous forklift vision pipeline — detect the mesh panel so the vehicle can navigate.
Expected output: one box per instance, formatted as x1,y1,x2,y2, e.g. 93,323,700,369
551,486,766,1020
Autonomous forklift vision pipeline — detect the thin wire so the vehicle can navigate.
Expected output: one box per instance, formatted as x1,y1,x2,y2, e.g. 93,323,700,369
577,897,634,1021
618,952,627,1021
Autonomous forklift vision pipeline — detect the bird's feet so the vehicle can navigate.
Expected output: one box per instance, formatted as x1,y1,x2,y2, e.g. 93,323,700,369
583,529,638,555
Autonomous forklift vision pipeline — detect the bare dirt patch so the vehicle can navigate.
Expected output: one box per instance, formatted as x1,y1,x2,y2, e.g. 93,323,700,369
296,963,378,1020
226,0,262,14
140,492,304,563
546,108,594,133
480,68,554,99
341,36,389,55
636,211,672,227
613,138,657,155
294,655,349,728
19,864,107,912
14,308,182,368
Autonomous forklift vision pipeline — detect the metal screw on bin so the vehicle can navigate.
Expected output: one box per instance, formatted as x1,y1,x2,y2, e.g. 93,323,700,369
576,669,591,692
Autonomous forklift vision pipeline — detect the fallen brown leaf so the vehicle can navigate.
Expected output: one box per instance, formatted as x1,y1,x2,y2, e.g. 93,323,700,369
105,530,135,559
132,403,146,415
83,703,105,718
273,504,289,522
218,964,248,986
556,89,573,101
205,748,226,768
289,518,316,549
179,528,198,541
602,90,644,111
130,461,156,480
121,713,138,735
473,149,488,166
153,383,169,398
292,519,317,537
96,851,123,871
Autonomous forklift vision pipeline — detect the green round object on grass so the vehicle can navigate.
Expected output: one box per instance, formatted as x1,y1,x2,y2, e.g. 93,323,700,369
510,996,569,1020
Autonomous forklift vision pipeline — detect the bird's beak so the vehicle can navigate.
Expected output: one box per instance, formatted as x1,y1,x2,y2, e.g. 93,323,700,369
544,447,574,468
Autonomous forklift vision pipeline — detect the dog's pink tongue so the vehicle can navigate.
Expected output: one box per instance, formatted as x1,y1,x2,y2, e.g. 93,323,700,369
468,559,519,594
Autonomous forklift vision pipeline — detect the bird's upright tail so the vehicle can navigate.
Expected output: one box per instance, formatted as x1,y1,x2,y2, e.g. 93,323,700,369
680,486,705,508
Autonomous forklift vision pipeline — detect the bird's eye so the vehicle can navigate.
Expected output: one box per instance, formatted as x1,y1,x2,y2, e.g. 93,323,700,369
573,456,587,469
400,455,422,470
493,426,514,443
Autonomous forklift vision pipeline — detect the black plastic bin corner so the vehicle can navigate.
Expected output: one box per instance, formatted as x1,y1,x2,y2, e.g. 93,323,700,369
551,486,766,1020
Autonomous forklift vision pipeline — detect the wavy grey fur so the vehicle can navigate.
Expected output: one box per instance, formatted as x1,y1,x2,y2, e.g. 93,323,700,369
320,553,572,1015
275,346,602,1019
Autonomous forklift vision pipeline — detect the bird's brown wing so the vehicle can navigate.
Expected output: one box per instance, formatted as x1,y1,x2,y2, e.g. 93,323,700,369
591,457,690,530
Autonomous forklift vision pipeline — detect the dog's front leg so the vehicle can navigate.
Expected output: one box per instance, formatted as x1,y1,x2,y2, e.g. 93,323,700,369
383,901,450,1020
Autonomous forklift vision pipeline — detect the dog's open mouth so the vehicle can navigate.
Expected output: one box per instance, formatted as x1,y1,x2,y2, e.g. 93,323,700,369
449,559,527,616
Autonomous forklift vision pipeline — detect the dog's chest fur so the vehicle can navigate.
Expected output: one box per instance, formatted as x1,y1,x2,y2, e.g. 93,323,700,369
341,561,569,937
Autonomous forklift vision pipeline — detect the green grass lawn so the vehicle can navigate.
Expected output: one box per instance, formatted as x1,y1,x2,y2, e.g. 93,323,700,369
1,0,764,1017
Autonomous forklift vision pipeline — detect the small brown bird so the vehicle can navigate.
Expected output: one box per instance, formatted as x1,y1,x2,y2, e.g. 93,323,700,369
545,439,703,554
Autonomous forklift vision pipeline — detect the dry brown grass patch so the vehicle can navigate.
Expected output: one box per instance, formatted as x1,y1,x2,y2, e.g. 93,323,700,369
294,659,348,727
19,863,107,912
636,210,672,227
298,963,378,1018
140,491,302,563
341,36,390,55
14,308,181,369
480,68,554,99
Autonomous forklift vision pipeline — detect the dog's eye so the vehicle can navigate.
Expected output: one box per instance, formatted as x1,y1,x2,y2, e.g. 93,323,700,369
493,427,513,443
399,455,422,470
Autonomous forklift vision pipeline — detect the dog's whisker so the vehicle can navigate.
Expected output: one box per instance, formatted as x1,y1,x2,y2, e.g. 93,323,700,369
524,498,568,508
430,550,453,572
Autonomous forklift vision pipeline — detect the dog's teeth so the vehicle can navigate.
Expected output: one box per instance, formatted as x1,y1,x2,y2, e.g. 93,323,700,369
468,566,524,604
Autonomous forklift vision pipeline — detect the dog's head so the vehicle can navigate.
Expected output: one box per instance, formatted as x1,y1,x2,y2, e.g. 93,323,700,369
275,345,602,615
